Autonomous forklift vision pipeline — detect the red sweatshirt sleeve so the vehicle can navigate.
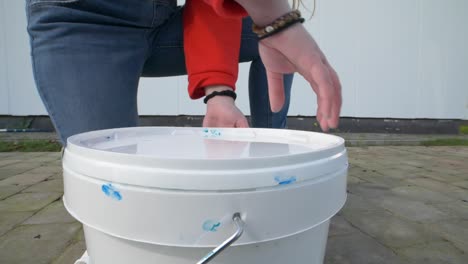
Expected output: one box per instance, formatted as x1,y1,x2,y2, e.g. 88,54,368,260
183,0,245,99
203,0,248,18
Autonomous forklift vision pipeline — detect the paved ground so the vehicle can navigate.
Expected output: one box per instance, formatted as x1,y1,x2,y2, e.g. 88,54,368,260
1,131,468,146
0,146,467,263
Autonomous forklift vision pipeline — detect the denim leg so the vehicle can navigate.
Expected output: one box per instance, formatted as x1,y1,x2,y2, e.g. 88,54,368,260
26,0,154,144
248,60,293,129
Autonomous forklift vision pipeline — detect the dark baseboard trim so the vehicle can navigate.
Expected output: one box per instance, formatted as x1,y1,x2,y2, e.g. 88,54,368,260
0,115,467,134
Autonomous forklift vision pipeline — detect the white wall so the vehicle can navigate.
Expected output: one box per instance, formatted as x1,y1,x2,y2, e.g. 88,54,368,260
1,0,467,119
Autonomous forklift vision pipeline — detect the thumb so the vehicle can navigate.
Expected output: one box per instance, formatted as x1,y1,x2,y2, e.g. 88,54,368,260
266,70,285,113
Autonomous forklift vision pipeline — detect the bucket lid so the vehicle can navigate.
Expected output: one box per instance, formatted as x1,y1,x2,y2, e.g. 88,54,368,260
65,127,346,190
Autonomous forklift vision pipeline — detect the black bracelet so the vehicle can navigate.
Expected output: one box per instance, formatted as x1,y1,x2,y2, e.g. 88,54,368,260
203,90,237,104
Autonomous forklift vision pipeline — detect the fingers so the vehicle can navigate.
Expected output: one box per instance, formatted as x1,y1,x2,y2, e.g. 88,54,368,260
266,70,285,113
235,116,250,128
304,63,335,132
328,66,342,129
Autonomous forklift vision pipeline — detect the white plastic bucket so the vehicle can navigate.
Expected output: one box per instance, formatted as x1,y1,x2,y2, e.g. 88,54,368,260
63,127,348,264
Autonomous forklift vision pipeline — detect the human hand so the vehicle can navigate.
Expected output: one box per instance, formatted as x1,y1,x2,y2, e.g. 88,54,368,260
259,24,342,132
203,86,249,128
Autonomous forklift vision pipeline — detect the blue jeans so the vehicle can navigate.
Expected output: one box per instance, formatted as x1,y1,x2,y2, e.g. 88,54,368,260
26,0,293,144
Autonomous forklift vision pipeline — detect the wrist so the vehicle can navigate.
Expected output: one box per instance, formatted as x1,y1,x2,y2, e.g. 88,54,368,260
204,85,233,96
234,0,291,26
203,86,237,105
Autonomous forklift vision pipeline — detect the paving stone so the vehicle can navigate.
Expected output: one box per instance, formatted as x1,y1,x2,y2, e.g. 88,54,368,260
340,193,382,214
52,240,86,264
452,180,468,189
423,168,468,183
376,196,451,223
0,171,56,187
396,241,468,264
0,211,35,236
328,215,359,237
346,175,367,184
0,185,25,200
28,155,61,164
0,153,43,160
373,168,421,180
48,173,64,180
430,201,468,220
0,223,82,264
0,162,45,180
23,200,75,225
21,179,63,193
325,231,405,264
390,185,454,203
359,171,408,188
27,165,63,175
404,177,468,202
342,210,443,249
0,159,21,168
0,192,62,212
347,182,392,198
75,227,85,241
429,219,468,252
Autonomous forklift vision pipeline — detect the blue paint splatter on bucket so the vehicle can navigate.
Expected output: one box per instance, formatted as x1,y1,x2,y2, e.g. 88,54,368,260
203,128,222,137
202,220,221,232
274,176,297,185
101,183,122,201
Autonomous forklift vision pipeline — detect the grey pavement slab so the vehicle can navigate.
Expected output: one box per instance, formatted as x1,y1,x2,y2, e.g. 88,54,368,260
0,185,26,200
325,231,406,264
376,195,452,223
0,162,48,180
405,176,468,202
0,192,62,212
0,211,35,237
341,210,444,249
21,179,64,193
328,215,359,237
0,223,82,264
0,171,56,187
430,201,468,219
52,240,87,264
390,185,455,203
428,219,468,252
23,200,75,225
396,241,468,264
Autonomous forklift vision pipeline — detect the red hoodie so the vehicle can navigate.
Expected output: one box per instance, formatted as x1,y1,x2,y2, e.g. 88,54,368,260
183,0,248,99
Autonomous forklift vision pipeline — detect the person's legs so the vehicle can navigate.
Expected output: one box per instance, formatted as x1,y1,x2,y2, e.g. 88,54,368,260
26,0,154,144
142,9,293,129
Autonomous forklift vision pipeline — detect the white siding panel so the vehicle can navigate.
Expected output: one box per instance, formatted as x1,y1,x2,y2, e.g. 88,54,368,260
138,77,179,115
353,0,420,118
417,0,468,119
5,0,46,115
0,0,9,114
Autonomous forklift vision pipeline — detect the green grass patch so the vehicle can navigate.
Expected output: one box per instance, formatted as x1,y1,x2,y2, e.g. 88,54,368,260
421,138,468,146
0,140,62,152
459,125,468,135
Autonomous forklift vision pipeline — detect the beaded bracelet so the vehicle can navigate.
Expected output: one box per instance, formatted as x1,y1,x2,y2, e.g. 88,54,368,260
203,90,237,104
252,10,305,40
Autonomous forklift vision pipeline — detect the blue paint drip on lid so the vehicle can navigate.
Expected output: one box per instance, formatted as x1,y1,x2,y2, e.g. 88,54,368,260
274,176,297,185
101,183,122,201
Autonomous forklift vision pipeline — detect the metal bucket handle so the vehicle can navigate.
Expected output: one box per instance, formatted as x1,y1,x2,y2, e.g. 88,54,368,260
197,213,245,264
